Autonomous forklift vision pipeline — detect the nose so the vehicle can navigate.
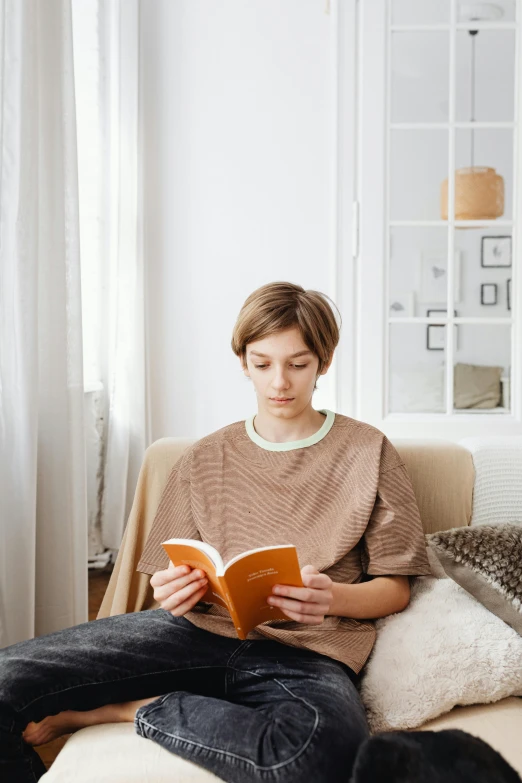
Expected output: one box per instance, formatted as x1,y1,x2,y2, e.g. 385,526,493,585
271,366,291,392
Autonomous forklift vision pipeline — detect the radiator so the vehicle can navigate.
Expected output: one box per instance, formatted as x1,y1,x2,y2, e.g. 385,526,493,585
84,383,112,569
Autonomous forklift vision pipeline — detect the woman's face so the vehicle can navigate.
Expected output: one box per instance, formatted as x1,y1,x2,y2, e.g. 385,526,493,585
242,326,329,419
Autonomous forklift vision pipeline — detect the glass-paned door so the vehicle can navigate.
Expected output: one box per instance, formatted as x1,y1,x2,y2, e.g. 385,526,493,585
355,0,521,437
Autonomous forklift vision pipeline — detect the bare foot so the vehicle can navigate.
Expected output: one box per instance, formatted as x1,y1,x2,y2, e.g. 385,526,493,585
22,696,160,746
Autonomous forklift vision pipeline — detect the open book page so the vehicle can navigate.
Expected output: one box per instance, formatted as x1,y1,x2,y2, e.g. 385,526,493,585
161,540,229,610
223,546,303,638
161,539,224,570
224,544,296,570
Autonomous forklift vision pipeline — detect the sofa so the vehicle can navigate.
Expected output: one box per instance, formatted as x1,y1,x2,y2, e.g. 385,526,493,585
41,437,522,781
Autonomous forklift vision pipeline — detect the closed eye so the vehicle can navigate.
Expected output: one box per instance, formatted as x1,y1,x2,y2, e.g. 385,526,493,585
254,364,308,369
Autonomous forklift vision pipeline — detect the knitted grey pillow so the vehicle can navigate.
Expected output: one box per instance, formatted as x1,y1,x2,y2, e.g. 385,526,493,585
426,524,522,636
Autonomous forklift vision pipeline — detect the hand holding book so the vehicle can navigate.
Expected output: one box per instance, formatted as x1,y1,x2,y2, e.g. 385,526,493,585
150,561,209,617
160,539,308,639
267,565,334,625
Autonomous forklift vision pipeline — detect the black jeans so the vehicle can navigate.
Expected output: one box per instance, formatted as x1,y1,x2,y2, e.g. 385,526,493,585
0,609,369,783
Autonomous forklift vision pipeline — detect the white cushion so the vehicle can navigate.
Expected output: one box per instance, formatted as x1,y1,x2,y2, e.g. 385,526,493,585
359,576,522,733
459,437,522,526
40,722,221,783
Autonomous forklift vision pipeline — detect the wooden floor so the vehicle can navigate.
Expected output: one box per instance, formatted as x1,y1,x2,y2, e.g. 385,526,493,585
35,565,114,772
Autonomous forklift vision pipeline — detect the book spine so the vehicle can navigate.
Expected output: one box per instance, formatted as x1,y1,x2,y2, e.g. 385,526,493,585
217,576,246,640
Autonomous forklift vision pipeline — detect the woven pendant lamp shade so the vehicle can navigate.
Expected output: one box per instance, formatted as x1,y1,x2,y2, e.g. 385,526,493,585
440,166,504,220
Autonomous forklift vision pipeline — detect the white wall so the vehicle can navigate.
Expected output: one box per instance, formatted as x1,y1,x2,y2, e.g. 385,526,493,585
141,0,338,441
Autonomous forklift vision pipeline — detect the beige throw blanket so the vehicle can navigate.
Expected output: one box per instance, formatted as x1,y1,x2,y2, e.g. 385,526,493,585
97,439,192,618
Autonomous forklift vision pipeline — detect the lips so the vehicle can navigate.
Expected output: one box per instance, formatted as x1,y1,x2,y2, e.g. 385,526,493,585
271,398,293,401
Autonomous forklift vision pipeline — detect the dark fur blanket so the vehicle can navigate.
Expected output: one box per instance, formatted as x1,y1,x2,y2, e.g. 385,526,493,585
350,729,521,783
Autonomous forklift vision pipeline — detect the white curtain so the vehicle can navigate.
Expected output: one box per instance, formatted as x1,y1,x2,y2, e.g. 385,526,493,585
71,0,147,558
0,0,88,646
98,0,148,553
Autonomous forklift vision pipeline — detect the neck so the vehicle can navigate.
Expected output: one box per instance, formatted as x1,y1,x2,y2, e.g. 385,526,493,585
253,406,326,443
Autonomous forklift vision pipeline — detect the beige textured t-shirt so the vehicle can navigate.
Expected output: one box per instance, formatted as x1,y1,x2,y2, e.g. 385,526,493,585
137,410,430,674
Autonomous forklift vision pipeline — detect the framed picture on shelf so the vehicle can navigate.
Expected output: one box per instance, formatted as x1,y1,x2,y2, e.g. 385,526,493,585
426,309,458,351
507,278,511,311
419,251,462,304
481,236,511,268
481,283,498,306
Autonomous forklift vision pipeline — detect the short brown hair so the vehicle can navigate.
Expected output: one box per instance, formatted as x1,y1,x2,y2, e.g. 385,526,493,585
231,281,341,375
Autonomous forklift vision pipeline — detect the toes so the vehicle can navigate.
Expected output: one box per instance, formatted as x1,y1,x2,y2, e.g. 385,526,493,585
23,721,49,746
23,730,40,744
25,730,50,747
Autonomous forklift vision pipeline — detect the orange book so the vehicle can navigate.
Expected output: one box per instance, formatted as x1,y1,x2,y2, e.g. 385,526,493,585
161,538,303,640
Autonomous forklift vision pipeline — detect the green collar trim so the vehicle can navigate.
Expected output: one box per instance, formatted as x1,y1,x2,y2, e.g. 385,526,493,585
244,409,335,452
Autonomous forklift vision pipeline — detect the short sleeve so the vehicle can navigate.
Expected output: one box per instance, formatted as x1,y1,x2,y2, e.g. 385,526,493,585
362,438,431,577
136,453,200,575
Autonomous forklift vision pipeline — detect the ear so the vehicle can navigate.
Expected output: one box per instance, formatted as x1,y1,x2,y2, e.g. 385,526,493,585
318,356,333,377
241,356,250,377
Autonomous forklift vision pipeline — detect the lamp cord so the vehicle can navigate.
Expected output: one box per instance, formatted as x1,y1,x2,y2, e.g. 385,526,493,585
469,30,478,167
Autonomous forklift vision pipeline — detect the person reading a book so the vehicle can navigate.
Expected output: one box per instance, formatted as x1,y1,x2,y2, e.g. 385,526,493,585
0,281,431,783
